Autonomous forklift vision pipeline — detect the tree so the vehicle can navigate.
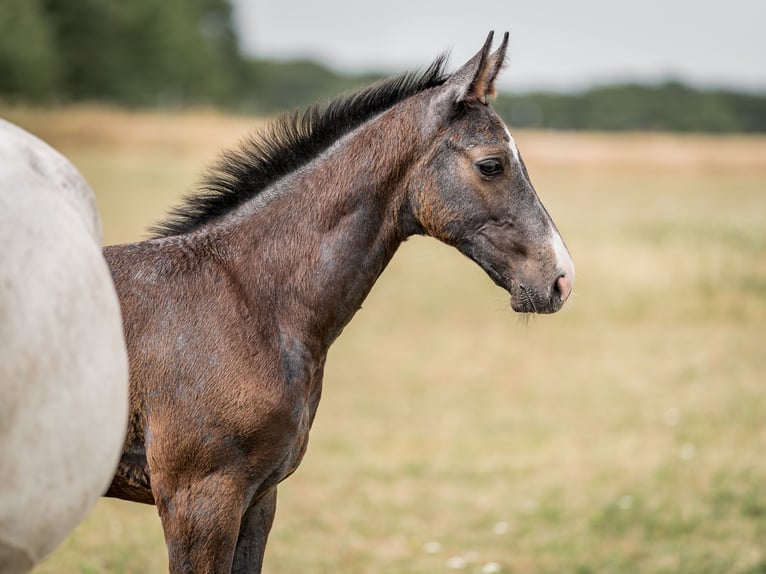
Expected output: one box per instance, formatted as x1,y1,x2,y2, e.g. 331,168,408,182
0,0,58,101
39,0,242,105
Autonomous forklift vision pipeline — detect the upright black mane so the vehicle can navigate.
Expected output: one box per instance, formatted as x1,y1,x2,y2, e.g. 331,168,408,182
151,56,449,238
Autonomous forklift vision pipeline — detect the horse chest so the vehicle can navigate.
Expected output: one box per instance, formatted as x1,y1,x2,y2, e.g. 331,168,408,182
274,348,325,481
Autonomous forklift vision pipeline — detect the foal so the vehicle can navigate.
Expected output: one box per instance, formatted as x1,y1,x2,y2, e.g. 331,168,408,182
105,33,574,573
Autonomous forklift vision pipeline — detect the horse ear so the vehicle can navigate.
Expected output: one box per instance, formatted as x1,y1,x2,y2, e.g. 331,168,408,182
484,32,509,98
428,32,501,122
446,31,495,103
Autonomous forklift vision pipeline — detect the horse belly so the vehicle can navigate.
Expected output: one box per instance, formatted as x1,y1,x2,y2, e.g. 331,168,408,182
105,441,155,505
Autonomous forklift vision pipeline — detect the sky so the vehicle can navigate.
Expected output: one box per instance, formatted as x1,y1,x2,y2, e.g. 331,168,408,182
231,0,765,92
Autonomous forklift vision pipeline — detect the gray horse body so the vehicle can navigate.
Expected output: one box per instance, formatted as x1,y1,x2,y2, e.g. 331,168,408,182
0,119,128,573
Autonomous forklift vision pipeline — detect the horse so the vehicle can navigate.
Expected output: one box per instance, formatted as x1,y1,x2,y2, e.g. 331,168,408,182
103,32,574,573
0,119,129,573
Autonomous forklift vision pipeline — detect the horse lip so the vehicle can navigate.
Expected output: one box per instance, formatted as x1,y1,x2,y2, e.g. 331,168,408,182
510,286,564,314
509,283,533,313
508,281,567,314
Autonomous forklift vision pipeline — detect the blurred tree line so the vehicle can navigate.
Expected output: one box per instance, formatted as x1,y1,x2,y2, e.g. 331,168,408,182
1,0,765,132
0,0,378,110
495,83,766,133
0,0,238,105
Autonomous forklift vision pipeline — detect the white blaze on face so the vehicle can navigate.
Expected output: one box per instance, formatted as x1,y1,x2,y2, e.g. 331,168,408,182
504,125,520,163
504,123,575,285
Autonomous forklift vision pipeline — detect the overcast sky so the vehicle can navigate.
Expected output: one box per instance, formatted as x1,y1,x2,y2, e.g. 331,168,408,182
231,0,765,92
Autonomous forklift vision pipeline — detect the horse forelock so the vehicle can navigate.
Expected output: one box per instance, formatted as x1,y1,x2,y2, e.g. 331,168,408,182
150,56,450,238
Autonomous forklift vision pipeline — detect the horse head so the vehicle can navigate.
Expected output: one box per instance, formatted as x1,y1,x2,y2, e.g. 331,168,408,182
410,32,575,313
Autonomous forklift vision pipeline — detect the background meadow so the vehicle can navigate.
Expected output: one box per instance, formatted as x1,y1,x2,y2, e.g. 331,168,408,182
3,105,763,573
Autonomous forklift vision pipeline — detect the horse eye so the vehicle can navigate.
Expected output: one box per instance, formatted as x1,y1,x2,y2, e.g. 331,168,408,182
477,159,503,177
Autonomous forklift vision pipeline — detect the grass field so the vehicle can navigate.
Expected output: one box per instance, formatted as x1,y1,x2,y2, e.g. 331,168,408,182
4,105,765,574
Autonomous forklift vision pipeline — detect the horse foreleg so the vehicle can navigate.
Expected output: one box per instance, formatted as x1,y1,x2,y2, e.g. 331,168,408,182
152,473,245,574
231,488,278,574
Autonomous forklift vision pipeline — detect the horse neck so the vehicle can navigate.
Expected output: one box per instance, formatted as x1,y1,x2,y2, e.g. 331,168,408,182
212,102,426,352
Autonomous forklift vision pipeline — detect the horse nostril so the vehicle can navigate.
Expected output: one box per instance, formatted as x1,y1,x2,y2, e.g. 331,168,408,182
554,273,572,303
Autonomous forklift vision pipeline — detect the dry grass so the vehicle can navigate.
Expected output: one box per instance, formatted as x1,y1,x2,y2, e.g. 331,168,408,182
3,104,764,574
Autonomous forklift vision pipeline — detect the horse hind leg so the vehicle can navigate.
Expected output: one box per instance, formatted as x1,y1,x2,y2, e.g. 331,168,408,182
152,473,246,574
232,488,278,574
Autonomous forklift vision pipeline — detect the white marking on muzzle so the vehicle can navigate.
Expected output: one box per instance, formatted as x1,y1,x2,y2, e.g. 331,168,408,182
550,226,575,280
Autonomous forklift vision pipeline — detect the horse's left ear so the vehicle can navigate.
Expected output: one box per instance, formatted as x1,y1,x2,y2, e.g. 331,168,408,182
429,31,509,118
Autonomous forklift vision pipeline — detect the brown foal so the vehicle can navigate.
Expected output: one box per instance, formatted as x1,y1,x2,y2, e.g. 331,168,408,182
104,32,574,573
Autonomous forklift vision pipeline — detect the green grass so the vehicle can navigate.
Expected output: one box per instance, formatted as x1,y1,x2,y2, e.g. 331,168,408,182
7,107,764,574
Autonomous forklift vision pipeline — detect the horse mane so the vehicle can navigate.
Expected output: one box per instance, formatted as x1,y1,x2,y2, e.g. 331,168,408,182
150,55,449,238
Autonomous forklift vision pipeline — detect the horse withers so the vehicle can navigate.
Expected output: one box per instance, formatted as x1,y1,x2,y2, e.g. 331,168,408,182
0,120,129,573
105,33,574,573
